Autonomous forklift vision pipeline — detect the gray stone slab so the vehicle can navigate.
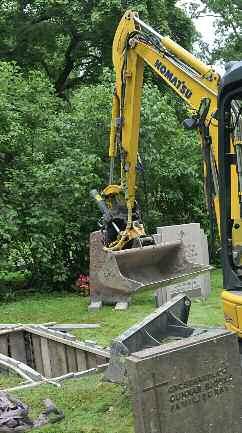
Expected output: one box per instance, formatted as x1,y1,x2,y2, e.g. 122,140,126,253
154,287,167,306
165,280,202,301
115,301,129,310
89,231,132,308
88,301,102,311
151,234,160,244
156,223,211,303
201,230,211,298
105,295,200,383
126,329,242,433
157,223,202,261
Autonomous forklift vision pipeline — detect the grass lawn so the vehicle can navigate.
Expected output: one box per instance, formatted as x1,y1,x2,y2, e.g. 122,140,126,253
0,269,225,433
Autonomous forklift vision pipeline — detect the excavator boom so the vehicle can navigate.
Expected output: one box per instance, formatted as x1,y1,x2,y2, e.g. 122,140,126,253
93,10,221,251
90,11,242,322
89,11,217,309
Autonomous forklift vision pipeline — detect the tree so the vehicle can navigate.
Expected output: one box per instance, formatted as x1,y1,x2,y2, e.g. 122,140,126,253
0,62,205,289
0,3,203,290
0,62,103,288
186,0,242,62
0,1,196,96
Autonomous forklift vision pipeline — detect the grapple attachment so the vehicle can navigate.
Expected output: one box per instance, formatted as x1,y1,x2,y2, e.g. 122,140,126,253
89,231,211,309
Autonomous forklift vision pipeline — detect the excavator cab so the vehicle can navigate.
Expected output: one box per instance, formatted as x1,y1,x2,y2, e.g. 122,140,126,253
219,62,242,336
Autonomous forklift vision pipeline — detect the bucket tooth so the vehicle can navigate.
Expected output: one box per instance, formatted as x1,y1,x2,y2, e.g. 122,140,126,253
89,231,211,308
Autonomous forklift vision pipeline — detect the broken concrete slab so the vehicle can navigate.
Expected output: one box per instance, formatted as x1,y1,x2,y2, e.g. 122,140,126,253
126,329,242,433
0,323,100,330
105,294,209,383
0,393,64,432
0,353,43,383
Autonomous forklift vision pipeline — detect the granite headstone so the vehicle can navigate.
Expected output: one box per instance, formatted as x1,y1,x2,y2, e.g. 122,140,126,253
155,223,211,304
126,329,242,433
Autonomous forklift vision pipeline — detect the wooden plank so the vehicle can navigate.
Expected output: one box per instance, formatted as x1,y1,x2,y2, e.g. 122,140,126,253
74,363,109,378
48,340,67,377
24,332,34,367
0,354,37,382
24,326,110,359
96,354,107,366
33,325,75,341
76,350,87,371
40,338,52,378
49,324,100,330
4,363,109,392
65,347,77,373
32,335,44,375
9,332,27,363
87,352,97,369
0,326,24,336
0,336,8,356
0,322,56,329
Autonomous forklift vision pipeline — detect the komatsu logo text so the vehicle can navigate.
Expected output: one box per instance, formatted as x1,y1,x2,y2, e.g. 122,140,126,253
154,59,192,100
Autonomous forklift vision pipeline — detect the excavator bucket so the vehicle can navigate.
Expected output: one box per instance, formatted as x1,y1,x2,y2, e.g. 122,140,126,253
89,231,211,309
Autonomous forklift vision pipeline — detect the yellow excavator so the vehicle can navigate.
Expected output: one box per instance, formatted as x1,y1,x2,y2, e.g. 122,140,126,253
91,10,242,334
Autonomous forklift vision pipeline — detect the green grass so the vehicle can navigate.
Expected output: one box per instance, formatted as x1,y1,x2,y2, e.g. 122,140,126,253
16,377,134,433
0,371,22,389
0,269,225,433
189,268,224,327
0,286,156,347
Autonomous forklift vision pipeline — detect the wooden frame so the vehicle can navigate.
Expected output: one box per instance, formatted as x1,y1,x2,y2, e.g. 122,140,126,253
0,326,109,390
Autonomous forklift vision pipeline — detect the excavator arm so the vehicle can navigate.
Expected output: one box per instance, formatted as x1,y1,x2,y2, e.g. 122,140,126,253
92,10,221,251
90,11,242,332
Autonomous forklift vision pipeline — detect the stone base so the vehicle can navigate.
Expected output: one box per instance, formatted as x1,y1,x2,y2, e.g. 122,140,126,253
88,301,102,311
115,301,129,311
89,231,133,309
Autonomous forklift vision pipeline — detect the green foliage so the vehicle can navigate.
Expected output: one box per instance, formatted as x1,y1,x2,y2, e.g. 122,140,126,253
0,59,207,289
206,0,242,62
0,270,31,290
139,85,206,233
188,0,242,62
0,62,59,169
0,1,195,95
4,152,101,287
0,63,103,288
0,4,206,290
164,0,197,49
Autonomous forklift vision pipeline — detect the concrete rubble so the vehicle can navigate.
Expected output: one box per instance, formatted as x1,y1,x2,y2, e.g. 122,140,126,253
0,392,64,432
105,294,209,383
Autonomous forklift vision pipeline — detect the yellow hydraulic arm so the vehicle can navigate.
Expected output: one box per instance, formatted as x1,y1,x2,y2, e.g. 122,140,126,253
91,10,242,337
95,10,222,251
